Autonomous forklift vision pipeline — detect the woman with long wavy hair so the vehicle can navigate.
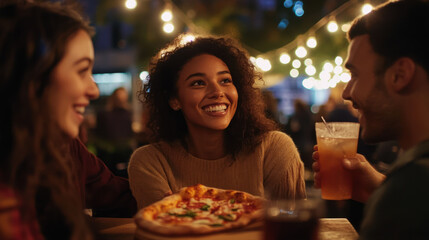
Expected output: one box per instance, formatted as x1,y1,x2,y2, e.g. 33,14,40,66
0,2,99,239
128,35,306,208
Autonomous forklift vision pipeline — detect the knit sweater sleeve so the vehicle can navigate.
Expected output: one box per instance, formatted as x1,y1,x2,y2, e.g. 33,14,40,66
263,131,306,200
128,144,174,209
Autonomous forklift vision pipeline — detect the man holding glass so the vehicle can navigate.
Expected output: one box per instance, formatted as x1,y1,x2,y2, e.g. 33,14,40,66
312,0,429,238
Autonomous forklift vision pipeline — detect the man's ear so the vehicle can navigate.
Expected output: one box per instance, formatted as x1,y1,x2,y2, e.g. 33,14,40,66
169,98,181,111
388,57,416,92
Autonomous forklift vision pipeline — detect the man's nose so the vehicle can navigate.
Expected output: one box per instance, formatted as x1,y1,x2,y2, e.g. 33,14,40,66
342,82,352,101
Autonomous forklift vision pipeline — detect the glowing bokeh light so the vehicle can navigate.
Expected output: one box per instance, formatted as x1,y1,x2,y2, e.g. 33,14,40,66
163,23,175,33
334,66,343,75
323,62,334,72
335,56,343,65
319,71,331,81
362,3,373,15
294,8,304,17
278,19,289,30
306,36,317,48
139,71,149,83
161,10,173,22
340,72,351,82
304,58,313,66
305,65,316,76
302,77,315,89
292,59,302,68
290,69,299,78
315,79,329,90
279,53,291,64
284,0,293,8
341,23,351,32
295,46,307,58
125,0,137,9
256,57,272,72
327,20,338,32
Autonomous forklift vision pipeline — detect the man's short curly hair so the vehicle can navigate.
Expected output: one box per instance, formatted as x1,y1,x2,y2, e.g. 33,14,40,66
141,35,277,155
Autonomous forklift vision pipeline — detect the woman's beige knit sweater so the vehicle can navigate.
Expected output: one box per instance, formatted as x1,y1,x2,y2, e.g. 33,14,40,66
128,131,306,209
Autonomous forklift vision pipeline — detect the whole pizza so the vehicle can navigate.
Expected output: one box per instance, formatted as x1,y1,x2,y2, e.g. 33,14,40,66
134,184,264,235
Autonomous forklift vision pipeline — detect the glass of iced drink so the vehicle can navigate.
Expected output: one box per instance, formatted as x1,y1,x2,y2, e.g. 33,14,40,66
315,122,360,200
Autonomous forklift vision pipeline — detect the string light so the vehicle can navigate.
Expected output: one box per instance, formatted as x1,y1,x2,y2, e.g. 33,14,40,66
341,23,351,32
255,57,272,72
163,23,175,33
362,3,373,15
279,53,291,64
138,0,387,91
335,56,343,65
125,0,137,9
161,9,173,22
319,71,331,81
340,72,351,82
334,66,343,75
306,36,317,48
290,69,299,78
327,19,338,32
304,58,313,66
292,59,301,68
314,79,329,90
295,46,308,58
302,77,315,89
323,62,334,72
305,65,316,76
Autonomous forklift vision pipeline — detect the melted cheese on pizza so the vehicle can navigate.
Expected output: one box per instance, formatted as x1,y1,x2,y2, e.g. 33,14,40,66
155,197,257,227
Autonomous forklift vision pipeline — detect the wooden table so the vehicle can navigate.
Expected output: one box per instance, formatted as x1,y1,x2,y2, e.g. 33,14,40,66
92,217,358,240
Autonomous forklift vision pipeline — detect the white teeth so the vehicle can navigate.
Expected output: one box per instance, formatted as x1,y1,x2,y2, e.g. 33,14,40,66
75,106,85,114
204,104,227,112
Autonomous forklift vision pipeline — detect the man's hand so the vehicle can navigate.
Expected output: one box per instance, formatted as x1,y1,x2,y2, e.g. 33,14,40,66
312,145,386,203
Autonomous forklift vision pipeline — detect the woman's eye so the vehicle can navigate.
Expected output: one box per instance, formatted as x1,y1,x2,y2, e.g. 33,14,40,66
221,78,232,84
191,80,205,86
79,67,90,77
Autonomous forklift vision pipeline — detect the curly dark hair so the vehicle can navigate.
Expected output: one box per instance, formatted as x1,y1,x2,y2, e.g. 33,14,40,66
141,35,278,155
0,2,93,239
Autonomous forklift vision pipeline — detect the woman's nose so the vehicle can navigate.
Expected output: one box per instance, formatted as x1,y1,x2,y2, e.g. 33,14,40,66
88,76,100,100
207,83,224,98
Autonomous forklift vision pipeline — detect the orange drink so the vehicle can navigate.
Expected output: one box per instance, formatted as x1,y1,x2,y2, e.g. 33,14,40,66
315,122,359,200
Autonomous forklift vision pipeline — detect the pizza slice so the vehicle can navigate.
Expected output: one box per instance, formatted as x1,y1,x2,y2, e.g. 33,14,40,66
134,184,264,235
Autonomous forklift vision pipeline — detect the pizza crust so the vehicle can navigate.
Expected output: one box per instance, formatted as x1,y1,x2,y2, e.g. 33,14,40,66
134,184,264,235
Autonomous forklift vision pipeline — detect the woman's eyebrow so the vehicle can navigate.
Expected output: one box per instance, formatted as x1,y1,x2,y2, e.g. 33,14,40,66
217,70,230,75
185,72,205,81
73,57,93,66
185,70,231,81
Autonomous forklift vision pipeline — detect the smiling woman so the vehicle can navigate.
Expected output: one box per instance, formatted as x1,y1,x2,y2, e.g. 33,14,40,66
46,29,98,138
0,2,97,240
128,36,307,209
